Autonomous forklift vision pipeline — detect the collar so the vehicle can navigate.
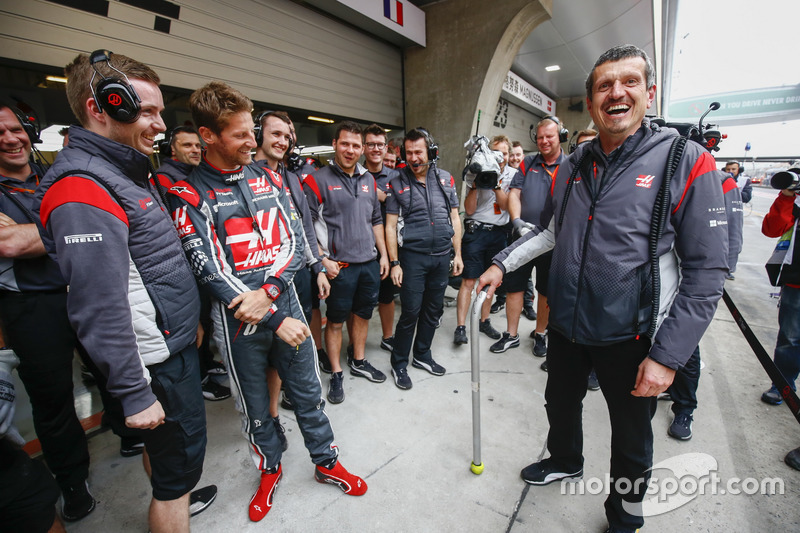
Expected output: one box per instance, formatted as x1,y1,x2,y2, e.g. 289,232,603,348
67,126,152,185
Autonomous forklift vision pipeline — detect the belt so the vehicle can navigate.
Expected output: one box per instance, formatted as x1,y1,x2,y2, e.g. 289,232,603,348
466,220,500,231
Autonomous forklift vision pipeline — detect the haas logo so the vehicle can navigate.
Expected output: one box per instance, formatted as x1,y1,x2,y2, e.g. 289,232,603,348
108,93,122,106
248,176,272,195
224,207,284,271
636,175,656,189
172,206,195,237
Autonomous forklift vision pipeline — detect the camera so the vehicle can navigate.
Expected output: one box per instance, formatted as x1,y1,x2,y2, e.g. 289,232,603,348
463,135,503,189
771,168,800,191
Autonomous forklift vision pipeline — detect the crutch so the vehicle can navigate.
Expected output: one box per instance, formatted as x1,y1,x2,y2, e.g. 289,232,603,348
469,286,489,475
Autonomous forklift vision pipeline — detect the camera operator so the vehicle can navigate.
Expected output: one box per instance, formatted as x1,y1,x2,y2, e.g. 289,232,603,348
760,177,800,470
453,135,514,346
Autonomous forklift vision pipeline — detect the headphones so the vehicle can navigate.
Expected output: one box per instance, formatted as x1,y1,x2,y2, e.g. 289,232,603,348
400,127,439,163
538,115,569,143
157,126,181,158
3,100,41,144
89,50,141,123
253,110,294,153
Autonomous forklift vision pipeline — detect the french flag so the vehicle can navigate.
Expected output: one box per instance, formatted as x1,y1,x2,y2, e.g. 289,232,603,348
384,0,404,26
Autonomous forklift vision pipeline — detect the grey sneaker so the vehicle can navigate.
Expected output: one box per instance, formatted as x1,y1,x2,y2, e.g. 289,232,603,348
328,372,345,404
520,458,582,485
380,336,394,352
479,319,501,340
489,332,520,353
349,358,387,383
411,358,446,376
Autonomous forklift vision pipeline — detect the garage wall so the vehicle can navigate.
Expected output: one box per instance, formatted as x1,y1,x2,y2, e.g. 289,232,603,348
0,0,404,126
484,97,541,153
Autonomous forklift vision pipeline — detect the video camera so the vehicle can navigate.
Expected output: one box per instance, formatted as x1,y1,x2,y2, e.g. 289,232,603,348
652,102,724,153
771,169,800,191
462,135,503,189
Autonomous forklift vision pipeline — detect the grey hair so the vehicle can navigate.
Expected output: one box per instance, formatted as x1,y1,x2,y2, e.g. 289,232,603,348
585,44,655,99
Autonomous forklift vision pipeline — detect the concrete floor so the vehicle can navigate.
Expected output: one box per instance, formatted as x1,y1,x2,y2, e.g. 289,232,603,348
54,187,799,532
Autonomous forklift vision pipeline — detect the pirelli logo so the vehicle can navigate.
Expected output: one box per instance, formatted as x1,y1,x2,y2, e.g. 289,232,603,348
65,233,103,244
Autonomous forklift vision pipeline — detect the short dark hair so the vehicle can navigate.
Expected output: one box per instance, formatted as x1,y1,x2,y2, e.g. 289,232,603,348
585,44,655,99
170,125,199,148
490,135,511,151
511,140,523,149
257,110,291,129
334,120,363,141
189,81,252,134
725,161,740,168
363,123,386,141
64,52,160,126
404,127,433,147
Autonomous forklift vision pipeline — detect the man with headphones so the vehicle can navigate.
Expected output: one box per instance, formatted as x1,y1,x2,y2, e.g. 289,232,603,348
503,115,567,360
384,128,462,389
0,102,99,522
303,121,390,404
723,161,751,280
34,51,210,532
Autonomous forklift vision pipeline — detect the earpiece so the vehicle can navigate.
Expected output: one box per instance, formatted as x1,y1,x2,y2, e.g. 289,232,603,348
89,50,141,123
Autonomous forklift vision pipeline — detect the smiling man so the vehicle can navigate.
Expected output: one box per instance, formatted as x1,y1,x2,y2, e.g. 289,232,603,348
478,45,728,533
34,51,207,532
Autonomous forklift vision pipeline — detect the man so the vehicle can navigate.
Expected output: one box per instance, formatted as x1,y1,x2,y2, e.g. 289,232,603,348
253,109,329,450
362,123,399,352
0,103,96,521
575,128,598,150
383,149,397,169
34,51,210,533
453,135,513,348
722,161,752,280
154,125,231,402
506,116,566,359
509,141,524,170
385,128,463,388
478,45,728,533
168,82,366,522
724,161,753,203
662,170,743,440
303,122,390,404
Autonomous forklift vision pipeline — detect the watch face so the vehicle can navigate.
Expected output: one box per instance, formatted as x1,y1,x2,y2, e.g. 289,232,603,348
266,285,280,298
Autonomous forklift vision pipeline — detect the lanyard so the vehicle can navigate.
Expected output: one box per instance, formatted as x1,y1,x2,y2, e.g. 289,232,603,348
541,163,559,181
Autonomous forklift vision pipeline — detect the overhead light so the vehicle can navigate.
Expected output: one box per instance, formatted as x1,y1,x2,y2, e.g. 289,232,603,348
545,65,560,72
46,75,68,83
384,128,392,133
308,115,334,124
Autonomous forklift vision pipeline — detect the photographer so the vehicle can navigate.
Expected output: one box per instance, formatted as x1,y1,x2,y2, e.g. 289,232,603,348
454,135,515,346
760,181,800,470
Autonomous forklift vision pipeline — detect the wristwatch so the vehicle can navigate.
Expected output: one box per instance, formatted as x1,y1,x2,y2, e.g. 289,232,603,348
262,284,281,300
390,260,401,267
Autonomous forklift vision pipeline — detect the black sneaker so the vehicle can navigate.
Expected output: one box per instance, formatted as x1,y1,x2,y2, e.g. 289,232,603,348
273,416,288,451
189,484,217,517
523,307,537,321
202,377,232,401
318,348,332,374
120,436,144,457
668,412,693,440
520,458,582,485
380,336,394,352
206,360,228,375
540,360,548,372
280,390,294,410
490,332,520,353
490,300,505,314
532,332,547,357
412,358,446,376
62,481,96,522
479,319,501,340
761,387,783,405
603,527,640,533
587,370,600,391
392,367,412,390
453,325,468,345
328,372,345,404
349,358,386,383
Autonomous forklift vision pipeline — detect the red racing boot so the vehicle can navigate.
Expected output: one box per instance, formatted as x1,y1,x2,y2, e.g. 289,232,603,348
314,461,368,496
249,464,282,521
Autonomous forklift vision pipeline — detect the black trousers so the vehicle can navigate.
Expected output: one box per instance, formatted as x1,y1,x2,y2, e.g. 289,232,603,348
0,290,89,491
545,329,657,531
391,250,450,369
667,345,700,415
